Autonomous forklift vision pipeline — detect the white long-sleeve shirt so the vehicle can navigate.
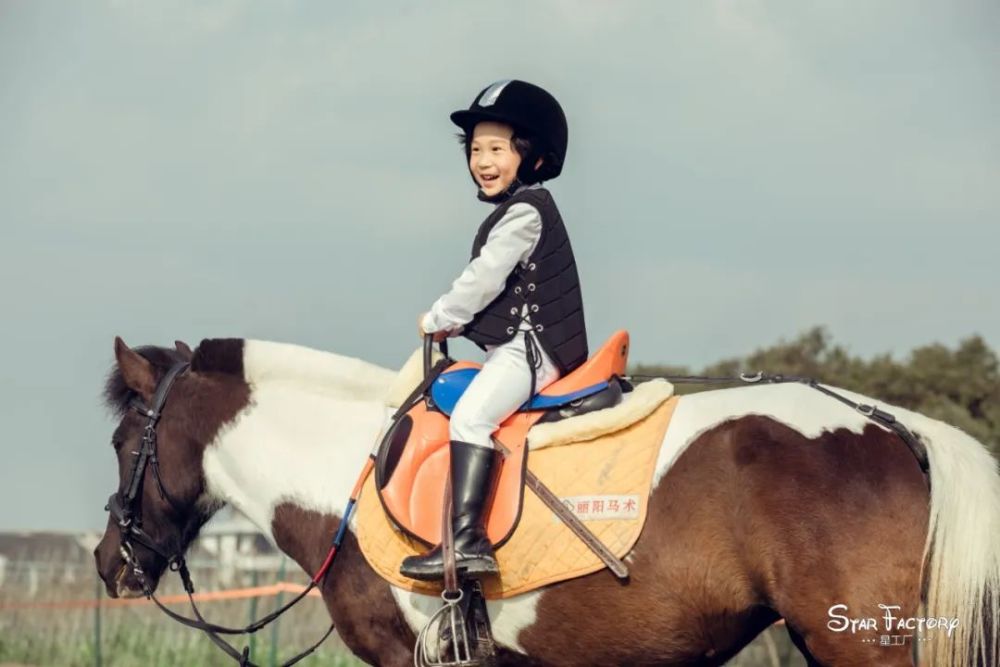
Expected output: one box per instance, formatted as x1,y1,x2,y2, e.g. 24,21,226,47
422,200,543,335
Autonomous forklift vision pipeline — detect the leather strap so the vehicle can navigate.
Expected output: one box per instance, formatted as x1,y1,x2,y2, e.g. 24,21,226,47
441,477,460,594
493,439,629,579
628,371,930,474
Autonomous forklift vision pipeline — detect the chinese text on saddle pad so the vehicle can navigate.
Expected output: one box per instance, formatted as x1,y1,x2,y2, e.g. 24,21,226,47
556,494,641,521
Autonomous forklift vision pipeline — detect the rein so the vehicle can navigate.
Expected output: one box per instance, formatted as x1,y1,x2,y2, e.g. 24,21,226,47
104,360,374,666
625,371,930,473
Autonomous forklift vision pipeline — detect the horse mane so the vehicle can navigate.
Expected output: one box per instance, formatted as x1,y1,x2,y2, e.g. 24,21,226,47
106,337,394,417
190,338,245,376
239,339,395,401
103,345,186,416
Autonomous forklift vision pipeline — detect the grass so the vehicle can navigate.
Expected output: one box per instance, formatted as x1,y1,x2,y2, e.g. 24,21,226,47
1,549,806,666
0,555,363,667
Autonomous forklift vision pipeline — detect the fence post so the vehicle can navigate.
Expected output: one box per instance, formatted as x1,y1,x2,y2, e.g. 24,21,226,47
248,568,260,661
94,575,103,667
268,556,287,667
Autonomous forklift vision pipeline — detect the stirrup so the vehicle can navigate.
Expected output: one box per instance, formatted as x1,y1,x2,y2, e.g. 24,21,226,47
415,582,496,667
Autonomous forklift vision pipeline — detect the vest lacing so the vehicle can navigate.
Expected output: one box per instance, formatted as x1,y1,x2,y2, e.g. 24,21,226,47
503,264,545,398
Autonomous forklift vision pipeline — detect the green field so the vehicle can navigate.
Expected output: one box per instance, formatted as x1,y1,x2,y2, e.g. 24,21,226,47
0,555,364,667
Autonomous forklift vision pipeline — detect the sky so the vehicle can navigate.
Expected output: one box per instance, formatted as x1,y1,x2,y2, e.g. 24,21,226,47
1,1,997,531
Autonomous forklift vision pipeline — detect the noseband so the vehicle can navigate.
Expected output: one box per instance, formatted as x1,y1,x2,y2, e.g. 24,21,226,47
101,358,351,666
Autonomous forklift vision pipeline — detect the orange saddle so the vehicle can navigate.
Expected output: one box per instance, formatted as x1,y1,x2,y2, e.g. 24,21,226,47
374,330,630,547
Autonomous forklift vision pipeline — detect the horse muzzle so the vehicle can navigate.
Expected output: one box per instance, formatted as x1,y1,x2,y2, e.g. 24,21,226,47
94,533,162,599
113,560,148,599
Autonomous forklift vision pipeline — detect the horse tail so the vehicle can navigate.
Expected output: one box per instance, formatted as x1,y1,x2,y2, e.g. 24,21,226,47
917,416,1000,666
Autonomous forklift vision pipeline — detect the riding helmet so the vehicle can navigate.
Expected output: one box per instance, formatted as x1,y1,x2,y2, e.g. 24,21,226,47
451,79,568,183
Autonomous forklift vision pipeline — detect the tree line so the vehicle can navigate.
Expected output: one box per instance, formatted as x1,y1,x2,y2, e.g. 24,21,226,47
632,327,999,458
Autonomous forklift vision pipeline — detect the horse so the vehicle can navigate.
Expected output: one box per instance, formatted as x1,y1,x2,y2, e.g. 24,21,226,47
93,336,1000,666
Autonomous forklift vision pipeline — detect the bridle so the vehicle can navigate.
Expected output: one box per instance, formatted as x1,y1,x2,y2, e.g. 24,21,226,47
103,359,350,667
106,361,190,576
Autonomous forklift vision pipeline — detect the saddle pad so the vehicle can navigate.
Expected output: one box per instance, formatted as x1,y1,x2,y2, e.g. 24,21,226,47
356,396,679,599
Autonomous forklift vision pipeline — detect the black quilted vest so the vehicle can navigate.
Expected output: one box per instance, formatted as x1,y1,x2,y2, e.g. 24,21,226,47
464,187,588,374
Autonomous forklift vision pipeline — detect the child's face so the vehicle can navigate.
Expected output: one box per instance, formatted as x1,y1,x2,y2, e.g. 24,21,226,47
468,121,521,197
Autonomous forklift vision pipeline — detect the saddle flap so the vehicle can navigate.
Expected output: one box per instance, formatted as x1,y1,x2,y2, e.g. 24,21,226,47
375,399,536,548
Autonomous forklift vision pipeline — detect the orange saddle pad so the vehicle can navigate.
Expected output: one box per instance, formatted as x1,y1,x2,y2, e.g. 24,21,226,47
356,395,678,599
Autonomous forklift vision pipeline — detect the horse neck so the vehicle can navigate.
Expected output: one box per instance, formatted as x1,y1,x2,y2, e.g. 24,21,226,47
201,340,394,552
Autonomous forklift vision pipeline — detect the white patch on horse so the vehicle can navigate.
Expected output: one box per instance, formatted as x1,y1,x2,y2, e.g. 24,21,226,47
202,340,395,539
391,587,541,655
652,383,880,489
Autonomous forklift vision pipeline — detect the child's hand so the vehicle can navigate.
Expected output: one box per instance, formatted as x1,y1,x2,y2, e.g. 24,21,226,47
417,313,448,342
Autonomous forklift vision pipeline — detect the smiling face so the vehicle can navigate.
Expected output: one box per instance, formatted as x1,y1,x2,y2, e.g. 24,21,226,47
468,121,522,197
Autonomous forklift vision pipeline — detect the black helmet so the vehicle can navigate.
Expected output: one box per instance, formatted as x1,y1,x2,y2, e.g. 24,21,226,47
450,79,568,183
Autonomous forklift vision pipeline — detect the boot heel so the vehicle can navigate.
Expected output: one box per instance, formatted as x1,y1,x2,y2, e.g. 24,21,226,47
457,556,500,579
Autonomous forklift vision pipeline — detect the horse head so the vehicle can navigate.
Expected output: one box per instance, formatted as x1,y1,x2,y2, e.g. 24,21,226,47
93,337,247,598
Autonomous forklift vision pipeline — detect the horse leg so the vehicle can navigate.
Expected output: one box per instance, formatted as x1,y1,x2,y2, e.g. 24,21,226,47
719,421,925,667
787,625,917,667
323,533,418,666
774,540,924,667
785,620,917,667
271,504,417,666
728,419,931,667
785,625,823,667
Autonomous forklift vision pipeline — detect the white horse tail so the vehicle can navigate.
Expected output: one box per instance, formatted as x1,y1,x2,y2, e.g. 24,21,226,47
917,415,1000,666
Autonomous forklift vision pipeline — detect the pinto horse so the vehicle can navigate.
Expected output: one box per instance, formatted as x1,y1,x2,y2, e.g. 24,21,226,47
93,337,1000,666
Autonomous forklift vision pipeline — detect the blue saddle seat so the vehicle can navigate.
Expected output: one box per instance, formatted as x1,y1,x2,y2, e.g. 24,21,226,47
430,367,609,418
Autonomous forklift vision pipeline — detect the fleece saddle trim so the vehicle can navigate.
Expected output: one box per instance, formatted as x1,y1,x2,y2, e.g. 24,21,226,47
529,379,673,449
385,346,443,409
356,388,678,599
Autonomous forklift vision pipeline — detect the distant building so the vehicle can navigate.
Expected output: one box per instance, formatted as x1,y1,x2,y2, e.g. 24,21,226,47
0,507,282,594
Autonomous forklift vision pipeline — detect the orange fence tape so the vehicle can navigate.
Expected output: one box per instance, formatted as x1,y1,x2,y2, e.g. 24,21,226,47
0,581,322,611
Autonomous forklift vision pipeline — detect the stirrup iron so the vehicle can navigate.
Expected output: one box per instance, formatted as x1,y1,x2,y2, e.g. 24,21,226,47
414,581,496,667
415,588,474,667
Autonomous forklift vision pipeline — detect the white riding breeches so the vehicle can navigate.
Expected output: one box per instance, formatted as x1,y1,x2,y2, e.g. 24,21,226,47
449,333,560,449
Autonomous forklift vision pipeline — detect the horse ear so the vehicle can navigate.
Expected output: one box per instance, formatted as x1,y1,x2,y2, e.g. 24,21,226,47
174,340,193,361
114,336,156,402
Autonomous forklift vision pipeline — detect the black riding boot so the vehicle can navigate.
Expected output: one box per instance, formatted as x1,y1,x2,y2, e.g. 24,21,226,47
399,441,501,582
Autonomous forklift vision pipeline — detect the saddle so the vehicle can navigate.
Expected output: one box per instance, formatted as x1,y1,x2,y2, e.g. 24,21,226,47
374,330,631,548
359,368,677,598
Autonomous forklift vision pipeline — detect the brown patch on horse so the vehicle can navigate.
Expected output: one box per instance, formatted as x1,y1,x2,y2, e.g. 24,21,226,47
153,339,252,507
517,415,929,666
270,504,417,666
191,338,245,376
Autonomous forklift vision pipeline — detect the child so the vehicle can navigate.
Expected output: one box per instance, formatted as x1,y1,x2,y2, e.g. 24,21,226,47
400,80,588,581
